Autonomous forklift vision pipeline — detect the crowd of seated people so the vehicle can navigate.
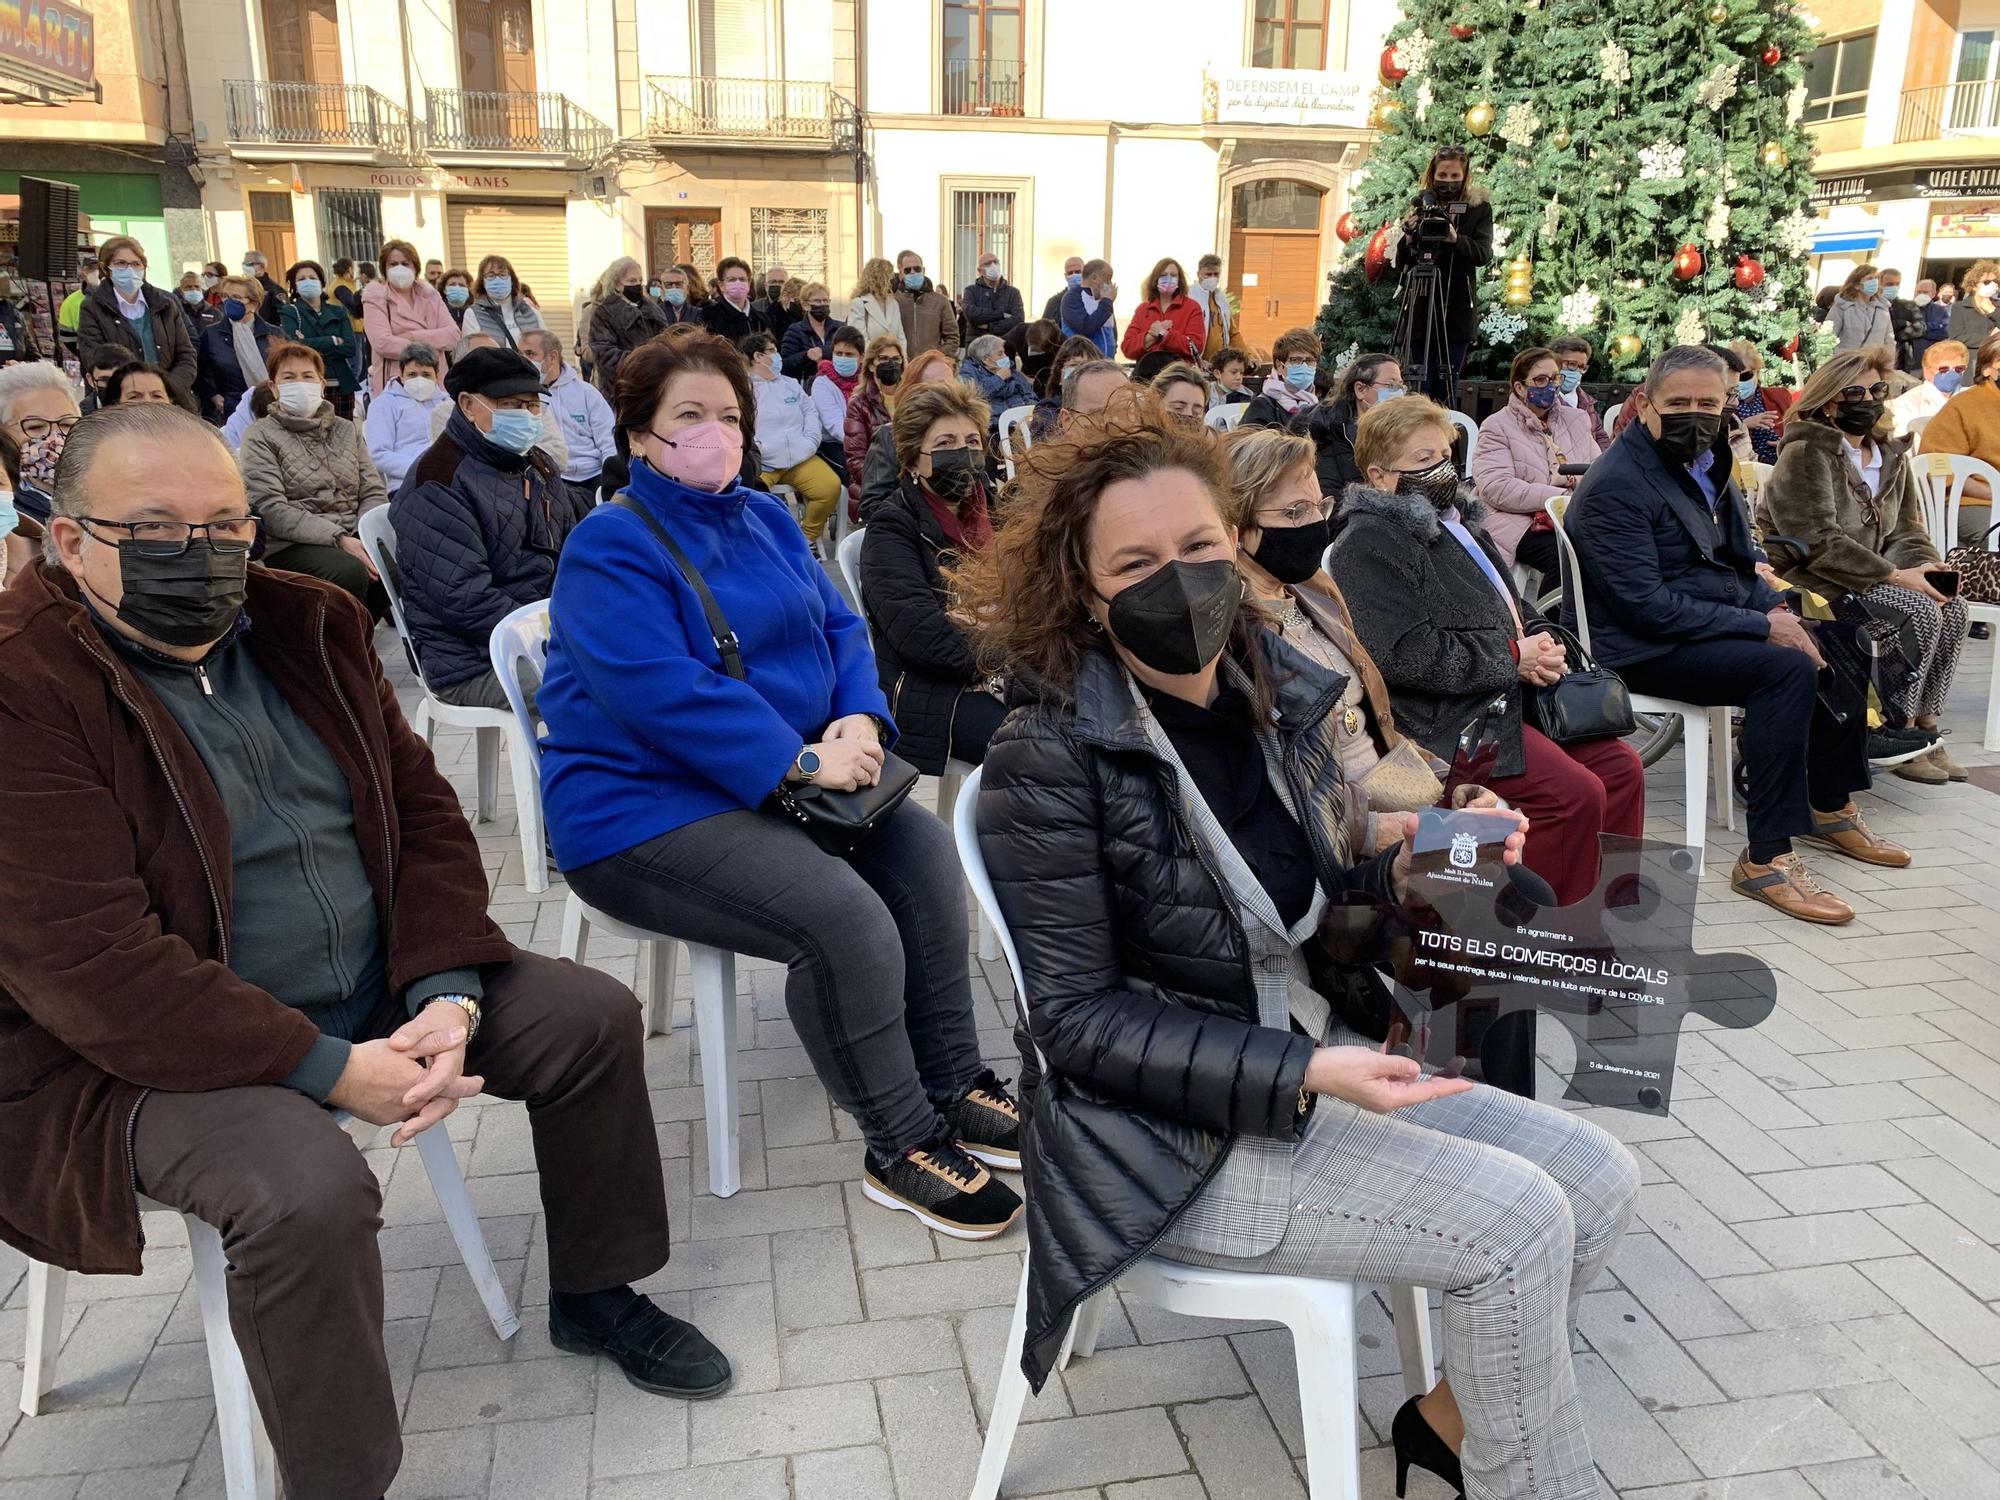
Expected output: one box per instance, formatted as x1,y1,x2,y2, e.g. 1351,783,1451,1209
2,221,1990,1500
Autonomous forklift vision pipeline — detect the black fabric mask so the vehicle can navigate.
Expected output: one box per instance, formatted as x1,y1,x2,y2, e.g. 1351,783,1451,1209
809,303,830,319
1394,457,1461,509
103,540,249,648
1023,350,1054,380
621,284,645,305
1250,516,1334,584
1431,179,1463,202
1650,410,1724,467
1832,399,1883,435
926,448,979,499
1104,559,1243,677
876,361,903,388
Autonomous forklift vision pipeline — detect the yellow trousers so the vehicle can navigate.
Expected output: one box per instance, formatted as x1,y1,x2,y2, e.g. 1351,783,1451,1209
762,456,844,542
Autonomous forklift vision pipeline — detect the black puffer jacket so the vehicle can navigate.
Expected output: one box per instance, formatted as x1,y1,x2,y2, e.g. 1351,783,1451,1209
977,633,1397,1391
857,476,985,774
1328,485,1545,780
1307,397,1362,497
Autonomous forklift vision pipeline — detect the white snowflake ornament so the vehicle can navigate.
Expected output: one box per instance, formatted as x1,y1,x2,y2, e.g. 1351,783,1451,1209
1415,80,1434,121
1704,193,1732,245
1500,102,1544,149
1674,304,1709,346
1480,307,1528,345
1334,342,1359,370
1638,139,1686,181
1600,41,1631,85
1398,31,1435,77
1557,284,1603,332
1696,63,1741,112
1786,83,1807,125
1775,211,1815,257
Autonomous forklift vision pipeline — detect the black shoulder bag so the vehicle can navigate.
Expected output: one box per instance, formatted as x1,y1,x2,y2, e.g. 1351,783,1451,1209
610,496,918,854
1525,622,1637,745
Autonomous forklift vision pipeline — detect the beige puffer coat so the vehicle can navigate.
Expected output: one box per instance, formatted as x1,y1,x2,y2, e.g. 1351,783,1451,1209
237,401,388,547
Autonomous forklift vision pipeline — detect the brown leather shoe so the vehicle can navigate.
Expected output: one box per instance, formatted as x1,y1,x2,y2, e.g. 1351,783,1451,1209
1803,803,1913,867
1731,852,1856,925
1892,753,1950,785
1925,742,1970,782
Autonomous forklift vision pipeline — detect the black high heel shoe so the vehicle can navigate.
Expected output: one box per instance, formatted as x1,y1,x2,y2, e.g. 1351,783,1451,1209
1392,1394,1465,1498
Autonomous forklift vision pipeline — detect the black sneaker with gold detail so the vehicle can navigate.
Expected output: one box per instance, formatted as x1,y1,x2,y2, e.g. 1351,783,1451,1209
861,1132,1022,1240
938,1069,1022,1171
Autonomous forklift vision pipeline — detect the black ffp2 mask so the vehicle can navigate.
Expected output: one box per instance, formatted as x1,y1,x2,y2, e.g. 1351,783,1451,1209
1832,399,1883,436
1650,410,1724,467
1250,516,1334,585
107,540,250,648
1104,559,1243,677
926,447,979,499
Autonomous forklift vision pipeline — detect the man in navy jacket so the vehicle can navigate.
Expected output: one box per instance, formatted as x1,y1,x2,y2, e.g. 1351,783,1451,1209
1564,345,1906,926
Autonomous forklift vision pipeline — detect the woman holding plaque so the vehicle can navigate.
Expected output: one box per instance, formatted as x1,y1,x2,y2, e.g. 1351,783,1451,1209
963,410,1639,1500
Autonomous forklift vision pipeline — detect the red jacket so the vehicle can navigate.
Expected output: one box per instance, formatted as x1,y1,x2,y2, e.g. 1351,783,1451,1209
0,564,510,1273
1120,294,1206,363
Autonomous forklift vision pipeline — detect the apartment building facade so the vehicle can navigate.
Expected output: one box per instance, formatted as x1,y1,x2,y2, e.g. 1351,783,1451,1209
1808,0,2000,289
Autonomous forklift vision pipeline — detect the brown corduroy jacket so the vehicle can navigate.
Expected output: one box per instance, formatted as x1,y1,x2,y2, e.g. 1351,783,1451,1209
0,563,510,1274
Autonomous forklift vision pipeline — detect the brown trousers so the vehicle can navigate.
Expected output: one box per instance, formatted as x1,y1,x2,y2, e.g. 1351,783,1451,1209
131,950,671,1500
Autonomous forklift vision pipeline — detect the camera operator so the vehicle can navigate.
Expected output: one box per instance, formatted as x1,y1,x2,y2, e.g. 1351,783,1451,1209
1391,146,1493,402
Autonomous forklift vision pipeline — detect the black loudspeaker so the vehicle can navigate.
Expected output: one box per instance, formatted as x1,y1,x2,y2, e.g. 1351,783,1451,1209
16,176,81,283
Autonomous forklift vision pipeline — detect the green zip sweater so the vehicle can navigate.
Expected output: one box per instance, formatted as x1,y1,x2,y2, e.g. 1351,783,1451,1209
110,616,479,1100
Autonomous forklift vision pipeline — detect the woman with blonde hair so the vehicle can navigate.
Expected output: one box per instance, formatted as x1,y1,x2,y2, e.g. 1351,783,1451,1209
586,254,669,397
1149,361,1210,427
782,280,848,381
1761,346,1968,783
847,258,905,347
1827,264,1893,351
1949,259,2000,351
1728,338,1793,464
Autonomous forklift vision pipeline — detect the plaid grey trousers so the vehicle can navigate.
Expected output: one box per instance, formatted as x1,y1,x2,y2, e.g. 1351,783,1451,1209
1173,1045,1640,1500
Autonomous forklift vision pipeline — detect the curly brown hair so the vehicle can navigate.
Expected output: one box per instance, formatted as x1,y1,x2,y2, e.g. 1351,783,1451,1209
890,381,991,470
952,413,1238,697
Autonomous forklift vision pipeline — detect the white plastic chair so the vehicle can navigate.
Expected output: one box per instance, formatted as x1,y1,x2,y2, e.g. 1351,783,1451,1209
1603,400,1623,434
952,766,1436,1500
1915,452,2000,748
1448,408,1479,468
488,602,743,1198
358,508,547,891
20,1113,517,1500
1204,403,1248,433
996,403,1036,480
1548,498,1732,852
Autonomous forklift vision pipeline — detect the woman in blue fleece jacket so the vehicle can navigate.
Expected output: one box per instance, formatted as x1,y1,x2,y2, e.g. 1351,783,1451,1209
539,331,1022,1241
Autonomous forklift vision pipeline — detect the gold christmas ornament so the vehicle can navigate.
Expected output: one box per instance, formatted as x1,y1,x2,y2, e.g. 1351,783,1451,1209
1611,333,1643,362
1504,254,1535,307
1464,100,1497,136
1370,98,1404,130
1551,127,1572,149
1760,139,1790,167
1706,1,1730,20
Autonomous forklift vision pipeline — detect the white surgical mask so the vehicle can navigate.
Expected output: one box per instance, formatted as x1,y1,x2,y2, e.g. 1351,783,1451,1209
387,264,416,289
403,375,437,402
981,263,1001,282
277,382,321,415
1199,274,1219,293
1980,280,1997,299
1915,292,1933,307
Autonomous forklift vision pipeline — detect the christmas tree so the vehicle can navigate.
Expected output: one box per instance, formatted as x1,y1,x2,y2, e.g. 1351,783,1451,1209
1319,0,1824,384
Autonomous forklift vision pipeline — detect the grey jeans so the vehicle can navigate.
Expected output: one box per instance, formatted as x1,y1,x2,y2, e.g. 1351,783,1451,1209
1171,1036,1641,1500
565,802,985,1156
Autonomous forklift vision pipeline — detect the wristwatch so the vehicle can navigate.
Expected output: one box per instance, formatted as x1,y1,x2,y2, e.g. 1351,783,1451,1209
434,993,481,1042
793,746,823,783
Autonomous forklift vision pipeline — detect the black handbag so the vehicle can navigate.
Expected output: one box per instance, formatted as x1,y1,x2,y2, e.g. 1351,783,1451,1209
1525,624,1637,744
610,496,918,854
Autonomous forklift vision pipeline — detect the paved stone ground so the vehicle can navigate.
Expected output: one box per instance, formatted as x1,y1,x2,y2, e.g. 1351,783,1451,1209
5,614,2000,1499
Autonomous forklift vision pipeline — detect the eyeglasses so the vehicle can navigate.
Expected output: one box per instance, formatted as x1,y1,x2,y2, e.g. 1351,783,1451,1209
1840,383,1891,402
1522,373,1560,388
17,415,80,440
1938,365,1967,375
106,258,145,271
80,515,260,556
1257,496,1337,527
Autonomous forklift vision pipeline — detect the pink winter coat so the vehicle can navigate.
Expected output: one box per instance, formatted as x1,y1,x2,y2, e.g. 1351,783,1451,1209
1470,395,1599,565
362,280,464,394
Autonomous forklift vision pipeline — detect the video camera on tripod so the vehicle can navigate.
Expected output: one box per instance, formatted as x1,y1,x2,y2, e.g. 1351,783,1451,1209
1412,190,1458,250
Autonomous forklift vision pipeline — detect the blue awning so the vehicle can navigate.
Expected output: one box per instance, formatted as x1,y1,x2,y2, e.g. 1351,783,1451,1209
1811,230,1884,254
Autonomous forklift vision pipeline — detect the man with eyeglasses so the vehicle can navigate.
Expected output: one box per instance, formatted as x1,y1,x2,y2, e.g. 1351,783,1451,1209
1889,337,1968,439
0,403,724,1500
1566,345,1902,927
893,248,960,358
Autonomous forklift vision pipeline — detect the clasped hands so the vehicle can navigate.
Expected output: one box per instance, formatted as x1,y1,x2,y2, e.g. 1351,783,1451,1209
1516,629,1567,686
793,713,884,792
328,1000,484,1146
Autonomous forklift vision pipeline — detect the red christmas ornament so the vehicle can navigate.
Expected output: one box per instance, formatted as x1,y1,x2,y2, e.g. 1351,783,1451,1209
1365,225,1392,283
1781,334,1801,358
1733,254,1766,290
1673,243,1705,281
1380,45,1408,83
1336,211,1360,243
1761,44,1782,66
1450,22,1477,39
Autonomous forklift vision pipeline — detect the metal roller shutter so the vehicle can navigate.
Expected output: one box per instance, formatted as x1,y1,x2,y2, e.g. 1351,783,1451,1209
447,199,574,350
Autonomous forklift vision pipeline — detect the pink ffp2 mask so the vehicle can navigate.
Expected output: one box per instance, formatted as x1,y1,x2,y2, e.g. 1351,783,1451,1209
648,421,744,491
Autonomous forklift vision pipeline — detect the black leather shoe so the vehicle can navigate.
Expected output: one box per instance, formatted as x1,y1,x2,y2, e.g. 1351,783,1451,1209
1392,1395,1465,1498
549,1296,733,1399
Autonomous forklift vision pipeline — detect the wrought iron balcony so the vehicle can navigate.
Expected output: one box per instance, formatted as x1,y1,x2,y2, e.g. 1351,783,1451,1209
644,75,861,152
1896,80,2000,143
223,80,416,152
423,88,612,158
941,56,1024,117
